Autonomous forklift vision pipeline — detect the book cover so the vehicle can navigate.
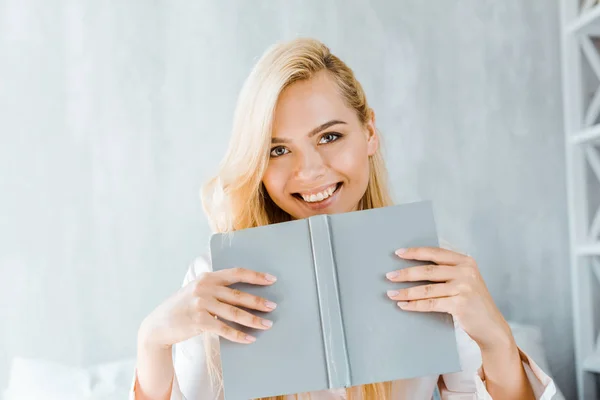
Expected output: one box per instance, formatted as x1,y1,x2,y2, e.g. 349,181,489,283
209,200,461,400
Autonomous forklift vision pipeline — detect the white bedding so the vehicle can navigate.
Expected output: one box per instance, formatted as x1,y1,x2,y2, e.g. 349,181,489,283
2,323,564,400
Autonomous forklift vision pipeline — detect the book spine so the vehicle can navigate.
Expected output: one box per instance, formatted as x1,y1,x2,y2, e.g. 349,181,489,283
308,215,351,389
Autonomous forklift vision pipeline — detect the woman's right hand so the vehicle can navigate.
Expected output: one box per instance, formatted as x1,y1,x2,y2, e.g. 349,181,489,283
139,267,278,349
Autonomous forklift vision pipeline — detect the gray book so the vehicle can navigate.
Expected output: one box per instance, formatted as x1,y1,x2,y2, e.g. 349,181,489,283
209,200,461,400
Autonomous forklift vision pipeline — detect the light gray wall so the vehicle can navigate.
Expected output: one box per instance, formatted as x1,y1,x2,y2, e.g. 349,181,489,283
0,0,573,397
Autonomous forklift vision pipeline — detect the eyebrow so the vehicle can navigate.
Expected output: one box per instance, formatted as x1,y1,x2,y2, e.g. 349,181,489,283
271,120,347,144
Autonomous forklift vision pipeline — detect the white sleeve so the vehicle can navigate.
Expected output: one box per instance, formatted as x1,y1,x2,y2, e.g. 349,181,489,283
436,239,557,399
439,321,556,399
130,255,223,400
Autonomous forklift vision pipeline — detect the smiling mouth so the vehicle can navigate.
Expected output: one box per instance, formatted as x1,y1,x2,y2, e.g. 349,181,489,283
292,182,342,203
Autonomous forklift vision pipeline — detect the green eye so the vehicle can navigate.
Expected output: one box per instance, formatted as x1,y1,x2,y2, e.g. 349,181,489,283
270,146,289,157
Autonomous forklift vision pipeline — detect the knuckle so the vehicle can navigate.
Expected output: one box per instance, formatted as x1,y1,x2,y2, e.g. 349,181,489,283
254,296,264,307
395,269,405,280
192,279,206,294
424,264,436,277
191,297,205,311
229,305,240,318
196,272,211,284
221,324,234,337
427,298,437,310
231,289,243,299
232,267,245,277
252,315,262,326
236,330,247,341
423,284,433,296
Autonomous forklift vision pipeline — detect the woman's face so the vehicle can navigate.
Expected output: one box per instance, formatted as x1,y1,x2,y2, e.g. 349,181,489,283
262,71,379,220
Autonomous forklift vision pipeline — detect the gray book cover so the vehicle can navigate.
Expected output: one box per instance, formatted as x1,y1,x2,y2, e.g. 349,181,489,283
209,200,461,400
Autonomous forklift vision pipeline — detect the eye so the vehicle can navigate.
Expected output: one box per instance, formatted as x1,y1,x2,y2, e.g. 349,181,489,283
270,146,289,158
319,132,342,144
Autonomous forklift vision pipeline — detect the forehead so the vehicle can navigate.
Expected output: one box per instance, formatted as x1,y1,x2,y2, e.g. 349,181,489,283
272,71,357,138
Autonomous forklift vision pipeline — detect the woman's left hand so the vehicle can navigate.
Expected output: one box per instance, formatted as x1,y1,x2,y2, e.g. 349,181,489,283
386,246,514,351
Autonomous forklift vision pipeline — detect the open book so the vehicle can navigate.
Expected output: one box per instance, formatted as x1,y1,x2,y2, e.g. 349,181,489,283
209,200,461,400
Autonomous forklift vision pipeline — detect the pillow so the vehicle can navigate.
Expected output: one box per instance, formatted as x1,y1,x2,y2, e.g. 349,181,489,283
2,357,136,400
87,358,136,399
3,357,91,400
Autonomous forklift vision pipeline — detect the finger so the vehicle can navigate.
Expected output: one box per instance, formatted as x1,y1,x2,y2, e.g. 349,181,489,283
395,247,466,265
207,299,273,331
215,286,277,312
211,267,277,286
203,317,257,344
387,283,457,301
386,264,456,282
397,297,454,313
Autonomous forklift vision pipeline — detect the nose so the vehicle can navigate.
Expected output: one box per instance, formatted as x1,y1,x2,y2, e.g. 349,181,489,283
293,147,326,182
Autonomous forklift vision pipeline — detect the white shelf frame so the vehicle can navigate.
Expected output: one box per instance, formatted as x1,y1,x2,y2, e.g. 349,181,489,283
569,124,600,144
566,3,600,34
561,1,600,399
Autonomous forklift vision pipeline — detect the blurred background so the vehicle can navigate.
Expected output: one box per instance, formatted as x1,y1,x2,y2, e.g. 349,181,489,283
0,0,583,399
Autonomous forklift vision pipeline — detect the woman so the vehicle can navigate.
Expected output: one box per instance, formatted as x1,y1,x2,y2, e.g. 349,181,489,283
131,38,556,399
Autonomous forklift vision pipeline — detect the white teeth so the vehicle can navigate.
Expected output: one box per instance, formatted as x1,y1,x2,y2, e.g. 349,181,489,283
300,184,338,203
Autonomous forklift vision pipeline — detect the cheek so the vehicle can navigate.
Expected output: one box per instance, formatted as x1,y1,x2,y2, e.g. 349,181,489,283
262,165,288,199
334,142,370,181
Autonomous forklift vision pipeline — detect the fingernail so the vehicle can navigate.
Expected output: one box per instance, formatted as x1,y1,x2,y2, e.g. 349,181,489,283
261,319,273,327
265,274,277,282
246,335,256,342
395,248,407,256
386,271,399,279
387,290,399,297
398,301,409,308
265,301,277,309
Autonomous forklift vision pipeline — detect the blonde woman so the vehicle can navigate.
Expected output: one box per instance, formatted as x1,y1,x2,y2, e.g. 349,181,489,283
131,38,556,400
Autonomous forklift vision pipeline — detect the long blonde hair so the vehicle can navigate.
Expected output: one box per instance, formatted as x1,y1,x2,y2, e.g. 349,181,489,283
200,37,395,400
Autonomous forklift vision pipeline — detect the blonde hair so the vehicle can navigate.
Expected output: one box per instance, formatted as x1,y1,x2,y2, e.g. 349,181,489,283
200,37,395,400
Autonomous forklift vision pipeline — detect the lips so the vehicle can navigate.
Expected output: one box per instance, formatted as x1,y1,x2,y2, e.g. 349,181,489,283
293,183,342,203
